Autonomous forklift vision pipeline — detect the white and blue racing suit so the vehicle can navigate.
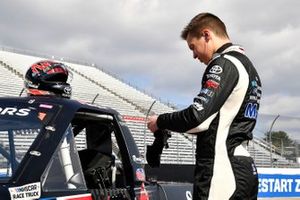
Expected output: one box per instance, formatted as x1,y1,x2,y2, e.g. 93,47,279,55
156,43,262,200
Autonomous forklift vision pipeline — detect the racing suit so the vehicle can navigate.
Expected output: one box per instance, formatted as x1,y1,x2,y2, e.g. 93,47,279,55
156,43,261,200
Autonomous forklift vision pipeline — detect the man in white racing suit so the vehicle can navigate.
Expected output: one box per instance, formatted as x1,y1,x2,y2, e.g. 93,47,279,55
147,13,261,200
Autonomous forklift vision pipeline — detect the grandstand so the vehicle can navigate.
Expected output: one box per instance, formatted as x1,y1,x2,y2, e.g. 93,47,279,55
0,46,298,168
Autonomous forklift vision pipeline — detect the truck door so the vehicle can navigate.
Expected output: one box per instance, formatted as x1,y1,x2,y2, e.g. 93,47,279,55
41,124,88,193
72,111,132,199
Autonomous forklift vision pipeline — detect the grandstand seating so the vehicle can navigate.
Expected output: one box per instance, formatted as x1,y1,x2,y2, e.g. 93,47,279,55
0,47,298,168
248,138,292,167
0,60,23,97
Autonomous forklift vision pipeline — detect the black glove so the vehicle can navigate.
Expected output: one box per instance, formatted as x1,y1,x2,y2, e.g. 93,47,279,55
146,129,171,168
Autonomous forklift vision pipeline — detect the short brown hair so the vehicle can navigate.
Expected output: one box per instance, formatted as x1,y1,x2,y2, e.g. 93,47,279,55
181,13,229,40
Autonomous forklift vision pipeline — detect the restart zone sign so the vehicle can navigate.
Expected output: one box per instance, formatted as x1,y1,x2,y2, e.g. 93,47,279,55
258,168,300,198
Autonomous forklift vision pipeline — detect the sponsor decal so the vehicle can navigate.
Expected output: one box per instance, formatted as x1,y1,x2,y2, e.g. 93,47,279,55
26,81,39,89
252,163,258,175
39,104,53,109
28,99,35,104
123,115,145,122
199,96,209,103
257,91,262,97
249,96,258,101
56,194,92,200
244,103,258,119
45,126,56,132
31,62,52,74
249,95,261,104
38,112,47,121
204,80,219,89
132,155,144,164
250,80,259,94
199,88,214,97
139,182,149,200
29,151,41,157
0,107,30,116
136,168,146,181
9,182,41,200
250,80,262,95
209,65,223,74
206,74,221,81
192,102,204,111
64,86,72,94
40,193,92,200
250,88,258,96
186,191,192,200
47,67,66,75
251,80,258,87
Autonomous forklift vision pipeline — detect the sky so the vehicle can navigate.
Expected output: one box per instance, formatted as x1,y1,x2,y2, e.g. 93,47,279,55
0,0,300,139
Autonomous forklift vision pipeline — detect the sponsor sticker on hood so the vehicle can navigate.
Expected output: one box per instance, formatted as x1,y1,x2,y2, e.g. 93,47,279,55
9,182,41,200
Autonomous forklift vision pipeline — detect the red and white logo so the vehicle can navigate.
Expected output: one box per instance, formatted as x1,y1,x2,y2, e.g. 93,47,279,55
205,80,219,89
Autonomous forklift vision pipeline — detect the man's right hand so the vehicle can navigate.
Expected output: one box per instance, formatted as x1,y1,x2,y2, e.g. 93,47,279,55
147,115,159,133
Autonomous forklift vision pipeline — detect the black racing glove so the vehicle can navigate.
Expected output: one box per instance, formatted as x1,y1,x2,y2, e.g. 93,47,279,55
146,129,171,168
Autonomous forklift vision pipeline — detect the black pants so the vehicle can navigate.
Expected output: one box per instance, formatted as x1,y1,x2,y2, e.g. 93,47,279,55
193,156,258,200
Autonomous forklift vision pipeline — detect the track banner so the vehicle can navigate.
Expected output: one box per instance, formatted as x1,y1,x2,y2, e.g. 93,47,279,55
258,168,300,198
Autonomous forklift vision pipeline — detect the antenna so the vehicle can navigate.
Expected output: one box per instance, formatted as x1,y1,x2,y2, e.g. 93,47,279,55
91,93,99,104
143,100,156,164
19,88,24,97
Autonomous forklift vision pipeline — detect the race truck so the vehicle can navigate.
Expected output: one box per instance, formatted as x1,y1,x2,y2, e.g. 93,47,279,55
0,96,193,200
